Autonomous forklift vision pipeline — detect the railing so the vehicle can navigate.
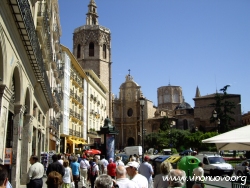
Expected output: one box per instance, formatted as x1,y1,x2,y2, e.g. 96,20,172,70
14,0,53,107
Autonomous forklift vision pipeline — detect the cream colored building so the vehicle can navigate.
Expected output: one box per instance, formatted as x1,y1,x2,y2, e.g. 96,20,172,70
0,0,62,187
84,69,108,144
60,45,88,154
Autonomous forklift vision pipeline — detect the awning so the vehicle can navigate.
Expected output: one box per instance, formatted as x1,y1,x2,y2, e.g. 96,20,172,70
67,136,87,145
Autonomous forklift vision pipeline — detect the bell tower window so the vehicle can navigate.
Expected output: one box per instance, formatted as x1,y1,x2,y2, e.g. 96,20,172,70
89,42,94,56
103,44,106,59
92,18,96,25
77,44,81,58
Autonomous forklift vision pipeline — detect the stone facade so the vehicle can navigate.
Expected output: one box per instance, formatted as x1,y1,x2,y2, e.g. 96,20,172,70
73,0,112,119
193,93,242,132
242,111,250,125
112,74,156,149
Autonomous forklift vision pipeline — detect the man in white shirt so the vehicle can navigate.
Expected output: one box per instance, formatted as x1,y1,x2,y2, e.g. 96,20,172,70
80,155,90,187
26,155,44,188
138,156,154,188
115,156,124,166
125,161,148,188
100,155,108,174
192,162,204,188
116,165,139,188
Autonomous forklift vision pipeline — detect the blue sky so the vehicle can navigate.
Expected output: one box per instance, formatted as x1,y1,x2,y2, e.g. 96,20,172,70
59,0,250,113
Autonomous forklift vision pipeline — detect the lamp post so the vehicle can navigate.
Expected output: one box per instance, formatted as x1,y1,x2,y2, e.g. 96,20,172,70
139,96,145,162
213,110,220,133
169,121,175,149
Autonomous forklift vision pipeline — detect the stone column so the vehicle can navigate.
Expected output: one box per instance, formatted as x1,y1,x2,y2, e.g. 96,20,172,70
11,104,25,188
0,85,13,162
20,115,33,185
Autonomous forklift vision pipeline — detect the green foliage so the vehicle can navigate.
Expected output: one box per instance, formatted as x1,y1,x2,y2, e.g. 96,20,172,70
144,129,218,152
160,116,170,131
171,148,178,154
210,85,236,133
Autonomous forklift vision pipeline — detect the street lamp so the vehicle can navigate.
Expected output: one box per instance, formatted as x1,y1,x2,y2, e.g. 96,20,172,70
213,110,220,133
139,96,145,162
169,121,175,149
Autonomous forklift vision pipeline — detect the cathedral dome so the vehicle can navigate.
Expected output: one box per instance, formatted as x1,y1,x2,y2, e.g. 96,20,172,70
175,102,192,110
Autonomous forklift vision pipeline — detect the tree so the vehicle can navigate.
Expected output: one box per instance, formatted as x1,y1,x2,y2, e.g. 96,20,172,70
210,85,236,133
160,116,170,131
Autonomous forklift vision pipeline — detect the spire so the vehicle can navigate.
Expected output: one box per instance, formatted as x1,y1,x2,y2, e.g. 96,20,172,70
86,0,99,25
195,86,201,98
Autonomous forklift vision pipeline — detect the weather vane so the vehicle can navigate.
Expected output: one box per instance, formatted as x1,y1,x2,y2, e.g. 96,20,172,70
128,69,131,76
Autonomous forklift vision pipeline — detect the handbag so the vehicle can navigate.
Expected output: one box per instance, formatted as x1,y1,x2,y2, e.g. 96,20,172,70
70,182,75,188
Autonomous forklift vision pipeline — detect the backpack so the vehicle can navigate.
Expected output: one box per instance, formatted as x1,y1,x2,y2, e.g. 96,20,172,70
89,164,97,177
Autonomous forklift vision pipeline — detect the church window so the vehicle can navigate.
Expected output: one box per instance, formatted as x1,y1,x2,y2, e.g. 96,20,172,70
127,108,133,117
77,44,81,58
93,8,95,13
89,42,94,56
103,44,106,59
92,18,96,25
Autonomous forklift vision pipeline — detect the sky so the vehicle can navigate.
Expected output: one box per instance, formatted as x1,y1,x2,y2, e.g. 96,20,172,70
59,0,250,113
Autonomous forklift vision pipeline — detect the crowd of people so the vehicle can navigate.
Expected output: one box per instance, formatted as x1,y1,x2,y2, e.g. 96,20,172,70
0,152,199,188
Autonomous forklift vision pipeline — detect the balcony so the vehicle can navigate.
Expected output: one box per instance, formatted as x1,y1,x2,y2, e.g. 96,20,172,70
50,116,59,131
70,108,73,116
9,0,53,107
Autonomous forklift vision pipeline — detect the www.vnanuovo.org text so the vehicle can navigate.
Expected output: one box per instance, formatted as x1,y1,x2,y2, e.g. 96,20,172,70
162,176,247,185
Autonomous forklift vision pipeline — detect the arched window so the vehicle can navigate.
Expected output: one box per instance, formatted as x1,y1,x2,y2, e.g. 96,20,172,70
89,42,94,56
103,44,106,59
77,44,81,58
92,18,96,25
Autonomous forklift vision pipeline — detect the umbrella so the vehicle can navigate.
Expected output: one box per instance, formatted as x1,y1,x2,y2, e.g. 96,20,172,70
202,125,250,151
85,149,101,155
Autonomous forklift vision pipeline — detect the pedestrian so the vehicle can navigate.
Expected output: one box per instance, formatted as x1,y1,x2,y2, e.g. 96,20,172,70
192,162,204,188
94,174,113,188
88,158,99,188
125,161,148,188
46,154,65,177
80,155,90,188
100,155,108,174
58,154,64,165
26,155,44,188
107,158,116,179
70,156,80,188
0,164,9,188
95,155,102,175
62,160,73,188
116,165,139,188
168,169,186,188
77,154,82,163
138,156,154,188
115,156,124,166
46,171,63,188
154,160,172,188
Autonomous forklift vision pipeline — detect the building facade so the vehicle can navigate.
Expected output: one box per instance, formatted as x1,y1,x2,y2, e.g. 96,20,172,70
73,0,112,119
60,45,88,154
0,0,62,187
193,87,242,132
112,74,155,149
85,69,108,145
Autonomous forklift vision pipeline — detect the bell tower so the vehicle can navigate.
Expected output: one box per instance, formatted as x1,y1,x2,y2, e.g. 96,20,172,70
73,0,112,118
